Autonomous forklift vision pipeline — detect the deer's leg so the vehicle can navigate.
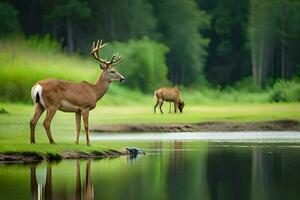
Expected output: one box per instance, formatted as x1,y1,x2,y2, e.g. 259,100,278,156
174,100,178,113
154,99,159,114
76,160,81,200
30,104,45,144
159,100,164,114
30,166,38,200
169,102,172,113
75,112,81,144
43,107,57,144
45,165,52,200
82,110,91,146
86,159,94,200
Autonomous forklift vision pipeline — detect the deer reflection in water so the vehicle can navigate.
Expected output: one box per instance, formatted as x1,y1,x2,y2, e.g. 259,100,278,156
30,160,94,200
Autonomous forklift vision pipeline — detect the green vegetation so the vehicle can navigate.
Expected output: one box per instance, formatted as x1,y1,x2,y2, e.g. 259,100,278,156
0,102,299,154
0,0,299,156
1,36,300,104
269,79,300,102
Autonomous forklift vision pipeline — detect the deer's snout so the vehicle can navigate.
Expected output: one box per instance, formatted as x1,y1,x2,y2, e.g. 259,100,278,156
120,77,125,82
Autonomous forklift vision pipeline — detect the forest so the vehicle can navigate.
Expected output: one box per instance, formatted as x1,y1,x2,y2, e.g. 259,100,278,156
0,0,300,102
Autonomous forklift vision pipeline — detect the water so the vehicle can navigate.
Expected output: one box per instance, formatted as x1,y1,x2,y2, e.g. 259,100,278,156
1,132,300,200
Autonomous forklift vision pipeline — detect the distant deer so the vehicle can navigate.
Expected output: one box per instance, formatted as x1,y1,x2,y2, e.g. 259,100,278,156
154,87,185,114
30,39,124,146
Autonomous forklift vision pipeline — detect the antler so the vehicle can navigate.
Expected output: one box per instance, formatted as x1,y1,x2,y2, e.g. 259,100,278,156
91,39,122,67
109,53,123,66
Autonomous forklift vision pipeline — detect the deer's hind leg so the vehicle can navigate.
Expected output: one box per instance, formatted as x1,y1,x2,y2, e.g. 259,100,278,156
154,99,160,114
43,107,57,144
30,103,45,144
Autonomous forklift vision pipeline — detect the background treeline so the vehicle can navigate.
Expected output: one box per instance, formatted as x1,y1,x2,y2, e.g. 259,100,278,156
0,0,300,102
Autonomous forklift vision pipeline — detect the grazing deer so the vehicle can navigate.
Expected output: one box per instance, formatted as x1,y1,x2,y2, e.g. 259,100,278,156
154,87,185,114
30,39,124,146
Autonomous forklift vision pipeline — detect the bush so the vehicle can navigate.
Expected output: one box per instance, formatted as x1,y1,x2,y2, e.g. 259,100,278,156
110,37,170,93
269,80,300,102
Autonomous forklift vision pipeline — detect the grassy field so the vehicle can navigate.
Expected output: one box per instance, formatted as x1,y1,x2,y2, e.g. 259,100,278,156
0,102,299,155
1,37,300,156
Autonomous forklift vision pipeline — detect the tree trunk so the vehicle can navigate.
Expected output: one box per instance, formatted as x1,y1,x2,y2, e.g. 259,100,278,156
66,17,74,53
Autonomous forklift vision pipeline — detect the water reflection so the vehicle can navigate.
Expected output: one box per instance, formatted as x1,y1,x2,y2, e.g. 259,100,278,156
30,160,94,200
1,141,300,200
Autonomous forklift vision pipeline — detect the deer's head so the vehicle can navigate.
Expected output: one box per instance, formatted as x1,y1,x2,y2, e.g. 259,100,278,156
91,39,125,83
179,99,185,113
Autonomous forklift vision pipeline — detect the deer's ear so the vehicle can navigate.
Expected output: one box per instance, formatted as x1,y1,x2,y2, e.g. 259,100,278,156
99,63,107,70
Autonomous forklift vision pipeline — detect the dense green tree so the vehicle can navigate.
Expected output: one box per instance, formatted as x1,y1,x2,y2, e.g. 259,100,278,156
0,2,19,36
197,0,250,86
152,0,210,86
249,0,300,87
45,0,91,53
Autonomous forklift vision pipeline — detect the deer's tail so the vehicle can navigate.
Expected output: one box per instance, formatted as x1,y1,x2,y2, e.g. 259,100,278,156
153,90,157,102
31,84,45,107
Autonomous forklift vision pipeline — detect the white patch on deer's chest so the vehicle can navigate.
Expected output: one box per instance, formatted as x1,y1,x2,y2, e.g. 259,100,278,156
59,100,80,112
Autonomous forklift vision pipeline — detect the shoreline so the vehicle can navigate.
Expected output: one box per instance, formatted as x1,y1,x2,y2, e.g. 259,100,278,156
1,120,299,164
91,119,300,133
0,149,128,164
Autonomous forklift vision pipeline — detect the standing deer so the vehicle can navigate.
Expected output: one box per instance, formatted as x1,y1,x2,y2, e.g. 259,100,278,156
30,39,124,146
154,87,185,114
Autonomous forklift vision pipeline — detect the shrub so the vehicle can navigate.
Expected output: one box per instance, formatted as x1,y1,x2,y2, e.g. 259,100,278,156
269,79,300,102
110,37,170,93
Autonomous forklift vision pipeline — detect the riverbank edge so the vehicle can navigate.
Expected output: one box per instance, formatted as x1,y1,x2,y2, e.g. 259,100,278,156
0,149,129,164
91,119,300,133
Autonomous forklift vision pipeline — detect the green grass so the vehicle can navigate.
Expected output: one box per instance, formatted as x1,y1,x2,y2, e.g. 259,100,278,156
0,102,299,154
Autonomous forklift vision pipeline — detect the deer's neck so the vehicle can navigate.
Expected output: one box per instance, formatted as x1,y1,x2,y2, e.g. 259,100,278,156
93,73,110,101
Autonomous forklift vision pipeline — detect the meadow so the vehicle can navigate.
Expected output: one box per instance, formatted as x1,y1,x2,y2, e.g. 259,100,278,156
0,102,300,155
0,37,300,156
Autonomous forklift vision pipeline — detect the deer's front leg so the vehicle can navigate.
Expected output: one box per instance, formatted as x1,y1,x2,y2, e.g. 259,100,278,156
82,110,90,146
75,112,81,144
159,100,164,114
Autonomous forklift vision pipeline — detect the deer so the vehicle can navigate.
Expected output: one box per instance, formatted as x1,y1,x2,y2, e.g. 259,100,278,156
30,39,124,146
154,87,185,114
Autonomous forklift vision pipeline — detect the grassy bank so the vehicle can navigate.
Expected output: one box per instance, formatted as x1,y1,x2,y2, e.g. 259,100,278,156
0,102,300,155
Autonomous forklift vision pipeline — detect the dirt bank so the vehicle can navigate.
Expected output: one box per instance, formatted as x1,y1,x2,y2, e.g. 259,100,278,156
0,149,128,164
91,120,300,133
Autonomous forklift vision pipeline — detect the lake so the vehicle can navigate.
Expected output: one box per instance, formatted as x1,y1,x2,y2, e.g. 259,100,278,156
1,132,300,200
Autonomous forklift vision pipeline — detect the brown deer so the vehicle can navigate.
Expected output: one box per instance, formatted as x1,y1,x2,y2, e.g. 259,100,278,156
30,39,124,146
154,87,185,114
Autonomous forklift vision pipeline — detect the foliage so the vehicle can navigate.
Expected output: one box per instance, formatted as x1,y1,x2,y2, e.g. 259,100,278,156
0,2,19,36
46,0,91,20
110,37,169,92
249,0,300,87
152,0,211,85
269,79,300,102
90,0,158,41
198,0,251,86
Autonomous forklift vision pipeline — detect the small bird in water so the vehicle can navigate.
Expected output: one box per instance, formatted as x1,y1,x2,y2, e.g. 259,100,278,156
126,147,145,156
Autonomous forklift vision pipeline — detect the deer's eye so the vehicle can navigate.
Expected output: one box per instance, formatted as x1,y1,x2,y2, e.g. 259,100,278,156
110,71,115,73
